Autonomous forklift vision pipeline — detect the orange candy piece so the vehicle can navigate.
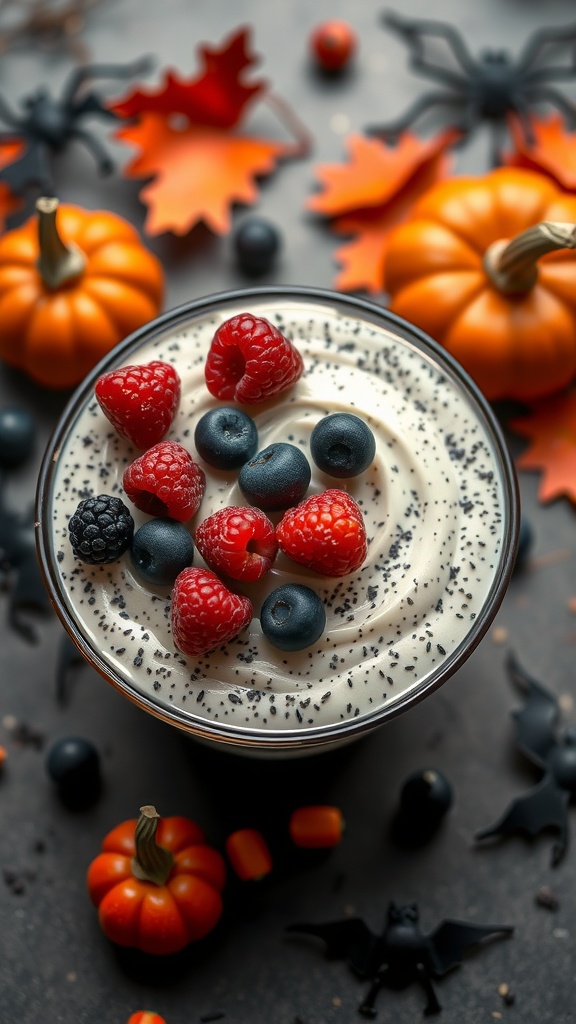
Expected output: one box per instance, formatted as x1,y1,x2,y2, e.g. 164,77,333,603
225,828,272,881
289,805,344,848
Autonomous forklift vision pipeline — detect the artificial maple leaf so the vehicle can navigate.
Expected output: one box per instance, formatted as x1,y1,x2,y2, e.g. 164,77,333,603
110,26,308,236
504,113,576,192
0,141,24,229
509,392,576,503
307,130,457,294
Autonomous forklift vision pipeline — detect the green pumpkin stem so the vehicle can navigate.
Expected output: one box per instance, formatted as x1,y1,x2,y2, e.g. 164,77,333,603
131,805,174,886
484,220,576,294
36,196,87,290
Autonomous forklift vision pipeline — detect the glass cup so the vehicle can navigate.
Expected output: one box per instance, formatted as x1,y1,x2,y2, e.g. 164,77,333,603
36,286,519,757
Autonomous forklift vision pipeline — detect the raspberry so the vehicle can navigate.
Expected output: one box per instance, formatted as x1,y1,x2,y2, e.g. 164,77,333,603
68,494,134,565
123,441,205,522
205,313,304,404
95,360,181,449
195,506,278,583
171,567,253,657
275,488,367,577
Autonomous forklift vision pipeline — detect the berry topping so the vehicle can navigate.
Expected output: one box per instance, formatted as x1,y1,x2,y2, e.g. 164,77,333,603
260,584,326,651
95,360,181,450
205,313,304,404
68,494,134,565
310,412,376,478
130,519,195,587
194,406,258,470
123,441,205,522
195,506,277,583
171,567,253,657
0,406,36,468
233,217,281,276
239,442,311,511
310,20,357,72
276,488,367,577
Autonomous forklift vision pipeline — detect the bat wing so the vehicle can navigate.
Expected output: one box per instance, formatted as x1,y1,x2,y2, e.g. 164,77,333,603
506,651,559,767
426,919,513,977
286,918,377,975
475,774,569,842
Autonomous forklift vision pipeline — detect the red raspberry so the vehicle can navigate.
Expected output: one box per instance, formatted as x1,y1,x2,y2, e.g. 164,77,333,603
171,567,253,657
95,360,181,450
123,441,205,522
195,506,278,583
205,313,304,404
276,488,367,577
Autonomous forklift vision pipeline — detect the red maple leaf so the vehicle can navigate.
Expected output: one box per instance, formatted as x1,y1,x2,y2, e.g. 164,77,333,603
110,26,309,236
504,113,576,192
307,130,457,294
510,392,576,503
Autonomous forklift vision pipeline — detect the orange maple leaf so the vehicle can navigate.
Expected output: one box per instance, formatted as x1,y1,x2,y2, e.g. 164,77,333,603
510,392,576,503
111,26,308,236
307,130,457,294
504,113,576,192
0,141,24,229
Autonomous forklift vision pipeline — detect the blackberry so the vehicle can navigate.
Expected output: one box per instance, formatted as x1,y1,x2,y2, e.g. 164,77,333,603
68,494,134,565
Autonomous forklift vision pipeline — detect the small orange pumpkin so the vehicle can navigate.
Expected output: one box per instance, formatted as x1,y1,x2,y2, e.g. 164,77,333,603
384,167,576,402
0,197,164,388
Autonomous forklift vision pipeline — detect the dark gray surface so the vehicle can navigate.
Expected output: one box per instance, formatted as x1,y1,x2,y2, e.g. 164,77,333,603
2,1,576,1021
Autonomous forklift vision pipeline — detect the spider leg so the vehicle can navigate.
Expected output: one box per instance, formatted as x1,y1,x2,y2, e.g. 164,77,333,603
68,90,121,121
0,93,21,129
366,90,464,142
0,141,54,194
525,85,576,126
384,10,479,77
514,22,576,73
66,126,115,175
60,55,154,106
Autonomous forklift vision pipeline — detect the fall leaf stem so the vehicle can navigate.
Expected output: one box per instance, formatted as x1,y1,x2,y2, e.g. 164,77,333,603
484,220,576,294
36,196,86,289
263,92,313,159
131,805,174,886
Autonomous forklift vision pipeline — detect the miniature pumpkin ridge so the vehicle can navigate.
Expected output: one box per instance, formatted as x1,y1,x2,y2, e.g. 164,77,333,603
384,167,576,402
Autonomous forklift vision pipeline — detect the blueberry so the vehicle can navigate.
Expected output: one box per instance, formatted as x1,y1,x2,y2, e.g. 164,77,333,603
0,406,36,468
392,768,453,847
260,584,326,651
239,443,311,511
233,216,281,275
46,736,101,808
310,412,376,478
194,406,258,470
130,518,194,586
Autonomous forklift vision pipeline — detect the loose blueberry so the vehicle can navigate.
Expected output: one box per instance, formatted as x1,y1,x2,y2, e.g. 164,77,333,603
514,515,534,573
130,518,194,586
392,768,453,848
239,442,311,511
194,406,258,470
310,413,376,478
260,584,326,651
46,736,101,808
233,216,281,275
0,406,36,468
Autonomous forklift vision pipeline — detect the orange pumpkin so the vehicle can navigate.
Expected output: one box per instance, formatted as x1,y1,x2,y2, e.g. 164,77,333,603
87,805,226,956
0,197,164,388
384,167,576,402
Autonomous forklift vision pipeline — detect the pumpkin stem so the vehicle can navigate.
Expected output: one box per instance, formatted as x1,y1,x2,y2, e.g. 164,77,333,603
484,221,576,295
131,805,174,886
36,196,87,290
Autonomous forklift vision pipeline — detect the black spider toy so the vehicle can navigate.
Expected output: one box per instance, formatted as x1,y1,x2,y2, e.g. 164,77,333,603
476,652,576,867
287,901,513,1018
0,55,151,195
367,11,576,165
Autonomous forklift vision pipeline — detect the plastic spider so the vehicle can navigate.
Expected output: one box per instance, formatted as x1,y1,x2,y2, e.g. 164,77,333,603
0,55,151,195
367,11,576,165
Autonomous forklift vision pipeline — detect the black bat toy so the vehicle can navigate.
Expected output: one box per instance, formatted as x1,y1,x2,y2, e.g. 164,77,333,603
287,901,513,1017
475,651,576,866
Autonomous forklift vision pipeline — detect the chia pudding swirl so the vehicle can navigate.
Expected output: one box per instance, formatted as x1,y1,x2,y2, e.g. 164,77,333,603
49,299,507,738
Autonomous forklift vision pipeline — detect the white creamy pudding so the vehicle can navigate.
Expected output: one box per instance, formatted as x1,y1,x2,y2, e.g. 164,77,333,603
39,291,517,753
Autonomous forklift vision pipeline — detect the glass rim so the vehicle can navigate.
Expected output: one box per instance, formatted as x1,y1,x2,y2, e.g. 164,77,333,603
35,285,520,752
